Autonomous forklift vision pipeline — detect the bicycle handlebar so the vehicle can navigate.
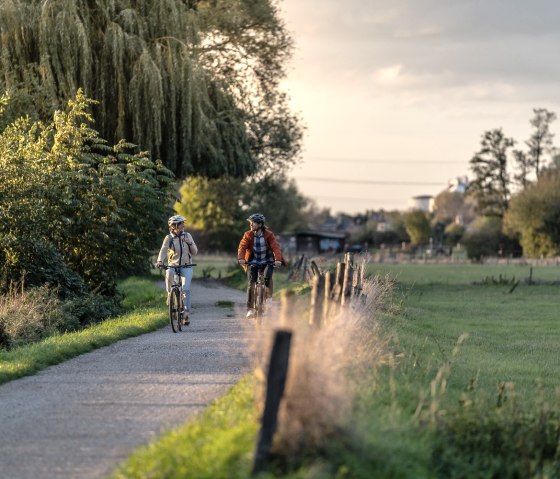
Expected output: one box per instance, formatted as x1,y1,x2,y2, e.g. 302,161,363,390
158,264,197,270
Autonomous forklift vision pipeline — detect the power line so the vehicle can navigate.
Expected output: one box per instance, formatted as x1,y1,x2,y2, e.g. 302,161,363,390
313,194,403,201
295,176,444,186
304,156,466,165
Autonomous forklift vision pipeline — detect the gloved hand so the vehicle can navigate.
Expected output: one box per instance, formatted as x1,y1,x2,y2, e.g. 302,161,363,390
238,259,246,265
274,260,281,267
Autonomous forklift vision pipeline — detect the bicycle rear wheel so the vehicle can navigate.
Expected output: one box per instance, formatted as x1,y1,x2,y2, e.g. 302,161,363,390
169,288,181,333
255,283,266,318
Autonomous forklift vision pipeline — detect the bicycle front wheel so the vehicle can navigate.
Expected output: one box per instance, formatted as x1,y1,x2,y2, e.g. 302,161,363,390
169,288,181,333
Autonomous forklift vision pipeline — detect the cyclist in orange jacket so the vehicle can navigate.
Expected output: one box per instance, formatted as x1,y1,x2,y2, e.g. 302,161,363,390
237,213,286,318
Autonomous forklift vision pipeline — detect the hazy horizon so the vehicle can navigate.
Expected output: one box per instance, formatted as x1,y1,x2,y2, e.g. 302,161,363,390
279,0,560,214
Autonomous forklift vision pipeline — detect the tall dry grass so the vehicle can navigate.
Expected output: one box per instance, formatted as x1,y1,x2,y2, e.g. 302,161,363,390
245,274,394,459
0,285,65,349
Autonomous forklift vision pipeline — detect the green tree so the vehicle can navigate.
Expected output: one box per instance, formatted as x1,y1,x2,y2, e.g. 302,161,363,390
176,176,247,251
242,174,309,233
0,0,301,179
504,171,560,258
468,128,514,218
175,174,310,251
404,210,431,246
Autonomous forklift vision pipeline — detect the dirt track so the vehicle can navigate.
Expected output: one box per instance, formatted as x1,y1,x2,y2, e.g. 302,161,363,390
0,280,251,479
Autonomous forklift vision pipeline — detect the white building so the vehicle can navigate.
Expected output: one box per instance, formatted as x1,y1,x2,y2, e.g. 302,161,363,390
447,176,469,193
408,195,434,212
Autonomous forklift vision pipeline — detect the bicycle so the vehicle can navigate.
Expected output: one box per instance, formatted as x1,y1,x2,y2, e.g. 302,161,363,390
159,264,196,333
247,261,275,319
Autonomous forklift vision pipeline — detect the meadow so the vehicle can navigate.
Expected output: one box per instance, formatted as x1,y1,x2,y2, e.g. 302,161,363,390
369,262,560,403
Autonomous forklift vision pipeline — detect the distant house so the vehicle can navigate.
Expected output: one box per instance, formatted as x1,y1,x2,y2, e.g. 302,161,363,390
447,176,469,193
408,195,434,212
279,230,346,254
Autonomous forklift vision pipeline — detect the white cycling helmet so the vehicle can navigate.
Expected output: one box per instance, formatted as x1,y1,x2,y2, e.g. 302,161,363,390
168,215,186,227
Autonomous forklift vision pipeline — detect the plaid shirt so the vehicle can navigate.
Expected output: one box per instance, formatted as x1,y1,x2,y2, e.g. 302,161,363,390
252,233,273,265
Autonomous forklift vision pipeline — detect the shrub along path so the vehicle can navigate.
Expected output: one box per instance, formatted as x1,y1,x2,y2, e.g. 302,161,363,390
0,280,249,479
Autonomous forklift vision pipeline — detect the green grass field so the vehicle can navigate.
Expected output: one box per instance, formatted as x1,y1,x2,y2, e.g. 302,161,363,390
367,261,560,284
368,262,560,403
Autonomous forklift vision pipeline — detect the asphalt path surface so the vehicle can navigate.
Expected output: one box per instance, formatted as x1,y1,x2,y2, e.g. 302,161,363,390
0,280,251,479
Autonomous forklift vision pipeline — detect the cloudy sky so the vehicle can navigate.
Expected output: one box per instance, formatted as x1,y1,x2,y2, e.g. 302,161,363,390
278,0,560,214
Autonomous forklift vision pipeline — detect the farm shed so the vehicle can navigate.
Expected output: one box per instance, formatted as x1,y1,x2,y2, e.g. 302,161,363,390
279,230,346,254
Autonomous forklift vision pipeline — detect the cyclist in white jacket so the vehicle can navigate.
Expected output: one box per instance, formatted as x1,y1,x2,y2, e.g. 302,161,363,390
156,215,198,317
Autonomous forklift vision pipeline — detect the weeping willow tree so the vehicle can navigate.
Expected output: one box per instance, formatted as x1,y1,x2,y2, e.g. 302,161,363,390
0,0,301,178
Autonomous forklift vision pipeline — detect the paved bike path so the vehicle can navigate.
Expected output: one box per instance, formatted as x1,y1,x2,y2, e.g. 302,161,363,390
0,281,250,479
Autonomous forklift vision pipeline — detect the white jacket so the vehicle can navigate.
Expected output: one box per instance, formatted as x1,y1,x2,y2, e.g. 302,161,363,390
157,232,198,266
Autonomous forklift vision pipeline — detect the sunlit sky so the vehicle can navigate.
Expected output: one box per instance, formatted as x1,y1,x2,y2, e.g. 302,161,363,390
279,0,560,214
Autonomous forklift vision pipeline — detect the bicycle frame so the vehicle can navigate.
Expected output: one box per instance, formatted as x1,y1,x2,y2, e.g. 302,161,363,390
160,264,196,333
247,262,275,319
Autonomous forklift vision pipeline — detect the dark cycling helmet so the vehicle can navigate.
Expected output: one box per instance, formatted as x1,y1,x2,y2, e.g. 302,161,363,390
247,213,265,224
168,215,186,227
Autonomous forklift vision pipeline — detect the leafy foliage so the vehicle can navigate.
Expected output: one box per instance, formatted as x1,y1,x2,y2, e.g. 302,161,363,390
0,89,175,296
404,210,431,246
504,171,560,257
175,174,310,251
433,400,560,479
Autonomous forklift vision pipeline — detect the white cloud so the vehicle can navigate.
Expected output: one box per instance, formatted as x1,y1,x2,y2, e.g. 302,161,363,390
371,65,404,85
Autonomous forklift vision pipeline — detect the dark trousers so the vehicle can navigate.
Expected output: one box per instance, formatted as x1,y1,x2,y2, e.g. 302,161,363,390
246,263,274,310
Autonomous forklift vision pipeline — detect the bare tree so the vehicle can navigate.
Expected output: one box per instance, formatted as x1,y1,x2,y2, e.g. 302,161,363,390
526,108,556,178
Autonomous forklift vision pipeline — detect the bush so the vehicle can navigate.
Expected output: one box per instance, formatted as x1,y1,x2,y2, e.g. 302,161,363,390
0,90,175,298
0,234,86,298
462,217,520,260
432,402,560,478
61,292,121,328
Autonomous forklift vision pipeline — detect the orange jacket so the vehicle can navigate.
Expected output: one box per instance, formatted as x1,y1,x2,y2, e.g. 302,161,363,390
237,229,287,270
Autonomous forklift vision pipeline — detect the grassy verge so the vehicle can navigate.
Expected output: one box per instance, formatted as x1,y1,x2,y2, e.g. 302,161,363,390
112,375,258,479
0,276,167,385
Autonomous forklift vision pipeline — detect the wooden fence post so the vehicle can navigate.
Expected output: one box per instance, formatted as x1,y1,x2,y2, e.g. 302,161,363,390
280,290,295,328
334,262,345,303
341,258,354,307
353,263,364,297
288,254,304,281
310,260,321,277
322,270,332,321
252,330,292,475
309,273,325,327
